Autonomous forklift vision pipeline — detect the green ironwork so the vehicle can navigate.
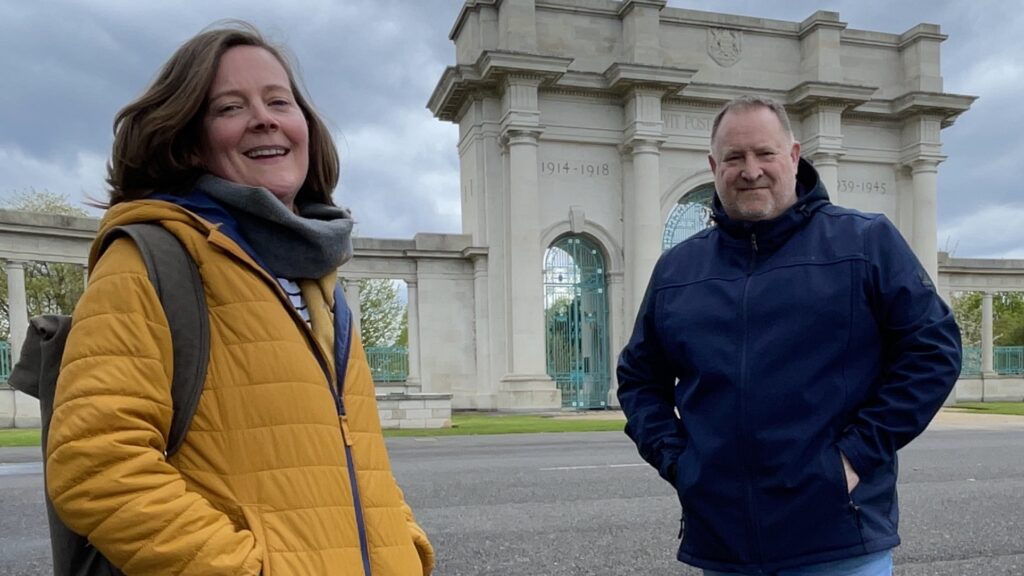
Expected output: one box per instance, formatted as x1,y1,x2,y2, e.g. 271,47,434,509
961,346,981,376
995,346,1024,375
0,341,11,384
544,236,610,409
663,184,715,250
364,346,409,383
960,346,1024,376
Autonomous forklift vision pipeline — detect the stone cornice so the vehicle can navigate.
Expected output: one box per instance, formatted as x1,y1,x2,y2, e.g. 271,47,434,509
428,51,573,122
890,91,976,126
618,0,667,18
604,62,697,95
898,24,947,48
787,81,877,112
0,208,99,234
798,11,847,39
676,82,789,106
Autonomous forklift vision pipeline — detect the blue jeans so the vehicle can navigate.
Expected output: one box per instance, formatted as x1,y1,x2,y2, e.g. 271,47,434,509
703,550,893,576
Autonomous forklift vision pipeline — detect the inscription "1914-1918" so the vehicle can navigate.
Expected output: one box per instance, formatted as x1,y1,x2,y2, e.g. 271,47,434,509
540,161,611,177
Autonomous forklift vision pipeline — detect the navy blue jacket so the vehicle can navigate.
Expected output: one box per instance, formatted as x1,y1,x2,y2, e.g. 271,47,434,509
617,159,961,574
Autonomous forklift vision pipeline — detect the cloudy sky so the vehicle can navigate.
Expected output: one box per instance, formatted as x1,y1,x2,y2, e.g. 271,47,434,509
1,0,1020,257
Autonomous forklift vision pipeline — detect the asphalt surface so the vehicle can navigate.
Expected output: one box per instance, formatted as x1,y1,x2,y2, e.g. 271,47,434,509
1,413,1022,575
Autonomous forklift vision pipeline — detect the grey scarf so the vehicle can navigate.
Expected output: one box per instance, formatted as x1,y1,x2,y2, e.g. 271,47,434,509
197,175,353,279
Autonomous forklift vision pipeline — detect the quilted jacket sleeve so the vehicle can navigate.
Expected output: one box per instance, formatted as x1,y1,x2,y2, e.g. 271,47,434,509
46,238,264,576
401,493,435,575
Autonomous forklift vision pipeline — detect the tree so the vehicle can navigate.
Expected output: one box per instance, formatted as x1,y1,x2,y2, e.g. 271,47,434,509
1,190,90,340
395,312,409,347
356,279,406,348
951,292,982,347
950,291,1024,347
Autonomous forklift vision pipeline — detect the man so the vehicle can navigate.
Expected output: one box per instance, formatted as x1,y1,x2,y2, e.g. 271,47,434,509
617,96,961,576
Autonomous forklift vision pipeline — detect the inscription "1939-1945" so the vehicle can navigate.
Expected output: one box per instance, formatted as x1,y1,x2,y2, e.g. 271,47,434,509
540,161,611,177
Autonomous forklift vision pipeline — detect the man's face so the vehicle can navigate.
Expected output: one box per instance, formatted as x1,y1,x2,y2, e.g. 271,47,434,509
709,106,801,221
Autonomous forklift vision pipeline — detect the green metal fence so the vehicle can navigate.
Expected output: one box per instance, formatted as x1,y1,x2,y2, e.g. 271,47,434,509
961,346,1024,376
995,346,1024,375
1,341,11,384
364,346,409,383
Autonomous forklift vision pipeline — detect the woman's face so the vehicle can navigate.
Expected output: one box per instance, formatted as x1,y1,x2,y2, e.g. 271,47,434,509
200,45,309,209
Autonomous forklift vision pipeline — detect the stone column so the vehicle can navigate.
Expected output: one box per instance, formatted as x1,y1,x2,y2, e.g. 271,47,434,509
5,260,29,361
470,254,493,409
981,292,996,377
800,101,845,206
405,279,422,389
6,260,41,427
502,129,556,390
809,152,841,205
497,74,559,409
343,279,362,336
606,271,626,408
82,264,89,289
623,87,665,319
911,159,940,285
628,139,664,317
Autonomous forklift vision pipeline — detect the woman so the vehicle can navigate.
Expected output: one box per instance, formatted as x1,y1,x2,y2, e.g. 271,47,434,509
45,22,434,575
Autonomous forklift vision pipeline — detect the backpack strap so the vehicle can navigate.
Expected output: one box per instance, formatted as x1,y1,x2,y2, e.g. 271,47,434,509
103,224,209,457
332,283,353,404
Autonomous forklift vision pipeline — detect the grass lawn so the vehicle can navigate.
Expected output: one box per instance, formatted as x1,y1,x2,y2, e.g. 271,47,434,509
0,414,622,446
0,428,42,448
953,402,1024,416
384,413,625,437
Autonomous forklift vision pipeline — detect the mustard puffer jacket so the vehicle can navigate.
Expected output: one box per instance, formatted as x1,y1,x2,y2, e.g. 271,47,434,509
46,200,434,575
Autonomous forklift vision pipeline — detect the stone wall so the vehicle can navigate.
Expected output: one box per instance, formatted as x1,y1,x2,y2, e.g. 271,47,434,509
954,377,1024,403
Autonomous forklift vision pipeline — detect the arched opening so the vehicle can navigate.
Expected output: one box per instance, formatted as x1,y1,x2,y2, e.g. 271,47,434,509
663,183,716,250
543,235,610,409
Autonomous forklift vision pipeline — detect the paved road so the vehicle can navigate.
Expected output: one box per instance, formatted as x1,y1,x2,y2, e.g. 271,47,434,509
2,419,1023,575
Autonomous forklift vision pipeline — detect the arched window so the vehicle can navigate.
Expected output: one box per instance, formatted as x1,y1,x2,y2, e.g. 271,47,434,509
663,183,716,250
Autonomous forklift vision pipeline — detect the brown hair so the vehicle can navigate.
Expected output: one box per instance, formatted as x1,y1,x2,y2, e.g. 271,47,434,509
710,95,794,150
105,21,338,206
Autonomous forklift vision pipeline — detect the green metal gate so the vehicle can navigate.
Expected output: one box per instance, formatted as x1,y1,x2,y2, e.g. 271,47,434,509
544,236,610,409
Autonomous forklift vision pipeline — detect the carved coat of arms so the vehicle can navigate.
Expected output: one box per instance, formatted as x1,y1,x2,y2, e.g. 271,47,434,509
708,28,742,67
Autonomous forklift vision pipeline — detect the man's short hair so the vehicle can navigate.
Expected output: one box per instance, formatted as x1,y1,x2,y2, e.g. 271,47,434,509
710,96,794,148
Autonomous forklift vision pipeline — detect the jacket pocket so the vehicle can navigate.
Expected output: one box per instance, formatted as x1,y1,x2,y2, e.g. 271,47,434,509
241,506,272,576
831,445,864,505
673,448,697,505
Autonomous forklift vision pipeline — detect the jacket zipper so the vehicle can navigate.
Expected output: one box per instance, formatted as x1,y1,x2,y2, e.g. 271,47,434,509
329,291,374,576
740,233,765,568
210,234,373,575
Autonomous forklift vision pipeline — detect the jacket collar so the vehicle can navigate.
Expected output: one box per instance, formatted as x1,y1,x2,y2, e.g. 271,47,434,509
710,158,831,251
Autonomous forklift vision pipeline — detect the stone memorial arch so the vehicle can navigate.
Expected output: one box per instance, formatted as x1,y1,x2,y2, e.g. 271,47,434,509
428,0,976,409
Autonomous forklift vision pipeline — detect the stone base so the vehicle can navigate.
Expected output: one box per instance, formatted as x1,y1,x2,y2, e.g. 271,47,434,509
0,388,14,428
0,389,41,429
496,374,561,411
14,391,41,428
954,376,1024,402
375,381,422,395
450,388,498,410
376,392,452,429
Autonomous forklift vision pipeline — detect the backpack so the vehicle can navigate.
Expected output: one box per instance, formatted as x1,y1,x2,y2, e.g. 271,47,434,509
8,223,210,576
